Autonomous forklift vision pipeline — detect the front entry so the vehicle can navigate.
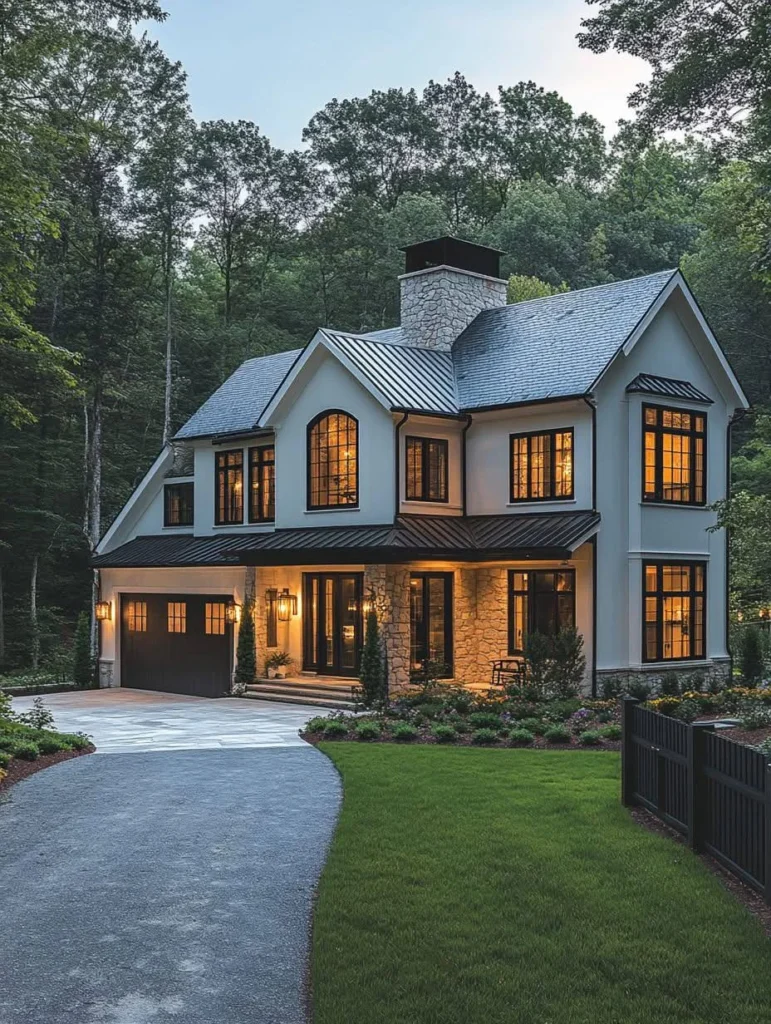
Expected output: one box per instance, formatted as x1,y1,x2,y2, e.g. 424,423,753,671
302,573,363,677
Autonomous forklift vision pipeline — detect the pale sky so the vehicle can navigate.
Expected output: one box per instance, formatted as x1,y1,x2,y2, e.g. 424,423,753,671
146,0,649,148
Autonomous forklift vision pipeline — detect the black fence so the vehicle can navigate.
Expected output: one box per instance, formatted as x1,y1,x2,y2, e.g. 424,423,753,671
621,697,771,902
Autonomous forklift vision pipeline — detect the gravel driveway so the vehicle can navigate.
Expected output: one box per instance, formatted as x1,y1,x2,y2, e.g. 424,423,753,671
0,692,341,1024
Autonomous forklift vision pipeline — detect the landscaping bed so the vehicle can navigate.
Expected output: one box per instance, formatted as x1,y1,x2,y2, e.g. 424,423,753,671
642,687,771,752
313,744,771,1024
0,696,94,794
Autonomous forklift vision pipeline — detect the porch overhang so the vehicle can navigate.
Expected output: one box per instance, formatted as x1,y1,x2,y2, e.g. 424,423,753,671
92,511,600,569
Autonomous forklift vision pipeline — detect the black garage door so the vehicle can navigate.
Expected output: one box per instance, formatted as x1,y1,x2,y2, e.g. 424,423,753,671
120,594,232,698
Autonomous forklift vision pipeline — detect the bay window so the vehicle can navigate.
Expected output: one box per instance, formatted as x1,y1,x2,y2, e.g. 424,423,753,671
643,405,706,505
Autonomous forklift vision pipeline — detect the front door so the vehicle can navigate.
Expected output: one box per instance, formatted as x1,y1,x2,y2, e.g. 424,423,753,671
410,573,454,678
303,573,363,677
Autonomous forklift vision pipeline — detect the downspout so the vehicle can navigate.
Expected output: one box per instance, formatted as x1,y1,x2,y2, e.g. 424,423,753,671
582,395,598,696
394,412,409,520
725,409,746,679
461,414,473,516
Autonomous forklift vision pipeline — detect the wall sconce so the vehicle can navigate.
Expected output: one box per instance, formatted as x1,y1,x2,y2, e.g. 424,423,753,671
95,600,112,622
225,599,241,624
276,588,298,621
363,593,375,616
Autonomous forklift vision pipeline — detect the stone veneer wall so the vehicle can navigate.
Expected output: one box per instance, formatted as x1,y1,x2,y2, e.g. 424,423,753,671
399,267,507,351
364,564,411,692
253,567,280,677
453,567,510,686
596,659,731,695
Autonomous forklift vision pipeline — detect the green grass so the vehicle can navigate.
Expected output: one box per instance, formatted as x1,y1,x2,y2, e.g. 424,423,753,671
313,745,771,1024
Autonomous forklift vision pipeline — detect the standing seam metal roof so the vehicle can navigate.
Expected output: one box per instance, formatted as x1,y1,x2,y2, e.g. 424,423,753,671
625,373,713,404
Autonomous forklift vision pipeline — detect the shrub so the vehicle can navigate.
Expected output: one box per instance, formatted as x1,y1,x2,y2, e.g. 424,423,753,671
627,679,653,701
12,741,39,761
322,719,349,738
58,732,91,751
549,628,587,698
686,671,706,692
447,688,475,714
0,751,10,768
739,704,771,731
469,712,502,730
415,703,443,720
36,733,72,755
233,600,257,691
755,737,771,757
578,730,602,746
73,610,93,688
431,724,457,744
355,721,382,741
359,602,386,706
508,728,535,746
518,717,546,736
739,626,765,687
600,724,621,741
450,717,469,734
659,672,681,697
0,735,17,752
305,716,331,733
471,728,499,745
672,698,702,723
392,723,419,742
600,677,623,700
14,697,55,731
544,725,571,744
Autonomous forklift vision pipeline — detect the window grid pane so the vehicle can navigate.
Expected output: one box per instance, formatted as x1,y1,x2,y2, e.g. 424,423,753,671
642,404,706,505
126,601,147,632
510,430,573,502
405,437,448,502
165,483,194,527
309,413,358,508
508,569,575,654
167,602,186,633
643,562,706,662
216,450,243,524
249,446,275,522
205,602,226,635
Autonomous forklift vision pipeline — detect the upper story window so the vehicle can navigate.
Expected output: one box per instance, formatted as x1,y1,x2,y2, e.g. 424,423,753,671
405,436,448,503
307,411,358,510
249,445,275,523
510,429,573,503
643,562,706,662
643,405,706,505
215,449,243,525
164,482,194,527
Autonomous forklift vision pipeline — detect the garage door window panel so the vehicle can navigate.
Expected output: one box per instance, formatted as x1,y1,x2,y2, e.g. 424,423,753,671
168,602,187,633
205,602,226,635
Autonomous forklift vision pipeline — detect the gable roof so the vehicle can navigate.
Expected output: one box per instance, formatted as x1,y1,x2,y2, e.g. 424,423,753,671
452,270,677,409
626,373,713,404
174,348,301,440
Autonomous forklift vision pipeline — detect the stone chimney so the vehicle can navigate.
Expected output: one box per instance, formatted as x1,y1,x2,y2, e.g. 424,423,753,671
399,236,507,351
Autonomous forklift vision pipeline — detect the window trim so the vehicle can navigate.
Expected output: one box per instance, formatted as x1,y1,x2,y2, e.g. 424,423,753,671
410,572,454,678
248,444,275,523
163,481,194,527
507,568,576,655
642,560,707,664
214,448,244,526
405,435,449,503
306,409,360,511
642,403,707,507
509,427,575,503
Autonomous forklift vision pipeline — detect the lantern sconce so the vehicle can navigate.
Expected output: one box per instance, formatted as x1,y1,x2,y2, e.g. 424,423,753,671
276,588,298,621
225,599,241,624
95,600,112,622
362,592,375,616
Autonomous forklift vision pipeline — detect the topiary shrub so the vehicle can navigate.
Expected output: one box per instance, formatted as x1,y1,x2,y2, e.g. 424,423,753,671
739,626,765,687
233,600,257,692
392,723,419,742
12,741,39,761
322,719,349,739
471,728,499,745
578,729,602,746
431,724,457,744
508,728,535,747
359,600,386,706
355,721,382,741
544,725,571,744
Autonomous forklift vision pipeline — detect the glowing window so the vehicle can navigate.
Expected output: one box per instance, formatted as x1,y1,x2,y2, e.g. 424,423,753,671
215,449,243,525
405,437,448,502
507,571,575,654
643,405,706,505
643,562,706,662
126,601,147,632
510,429,573,502
167,602,186,633
307,411,358,509
205,602,226,635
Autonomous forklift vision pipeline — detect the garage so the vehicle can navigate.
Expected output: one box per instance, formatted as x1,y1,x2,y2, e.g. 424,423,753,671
120,594,233,698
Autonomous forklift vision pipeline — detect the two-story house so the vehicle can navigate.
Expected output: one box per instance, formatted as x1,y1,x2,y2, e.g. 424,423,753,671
93,236,748,701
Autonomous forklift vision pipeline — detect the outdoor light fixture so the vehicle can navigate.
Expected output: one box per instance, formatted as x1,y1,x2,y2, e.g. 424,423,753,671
225,599,241,624
94,600,112,621
276,588,297,621
265,587,278,607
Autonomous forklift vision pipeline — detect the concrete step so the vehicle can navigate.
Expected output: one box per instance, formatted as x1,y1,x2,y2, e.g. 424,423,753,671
242,688,357,711
249,680,356,699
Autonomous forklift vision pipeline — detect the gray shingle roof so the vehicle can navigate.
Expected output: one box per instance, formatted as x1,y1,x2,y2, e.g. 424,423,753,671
453,270,676,409
626,372,713,404
174,348,301,440
321,329,457,415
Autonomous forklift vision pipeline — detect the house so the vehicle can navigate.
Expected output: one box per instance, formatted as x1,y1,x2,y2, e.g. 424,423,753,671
93,236,749,702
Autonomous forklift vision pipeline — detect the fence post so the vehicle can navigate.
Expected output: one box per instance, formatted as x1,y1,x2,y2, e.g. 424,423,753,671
686,721,714,851
764,764,771,906
621,696,639,807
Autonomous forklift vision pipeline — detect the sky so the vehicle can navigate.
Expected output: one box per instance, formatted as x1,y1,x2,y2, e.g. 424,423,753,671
145,0,649,149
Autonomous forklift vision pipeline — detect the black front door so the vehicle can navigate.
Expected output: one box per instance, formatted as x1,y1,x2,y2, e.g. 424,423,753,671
302,573,363,677
410,573,454,678
120,593,232,698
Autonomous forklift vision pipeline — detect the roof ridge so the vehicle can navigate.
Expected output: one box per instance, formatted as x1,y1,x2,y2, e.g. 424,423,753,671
322,327,451,358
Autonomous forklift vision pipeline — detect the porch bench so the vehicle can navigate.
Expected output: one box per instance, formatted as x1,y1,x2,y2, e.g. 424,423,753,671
490,658,526,688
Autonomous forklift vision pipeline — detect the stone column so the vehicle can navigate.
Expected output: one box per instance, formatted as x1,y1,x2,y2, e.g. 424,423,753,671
364,564,412,694
453,568,478,684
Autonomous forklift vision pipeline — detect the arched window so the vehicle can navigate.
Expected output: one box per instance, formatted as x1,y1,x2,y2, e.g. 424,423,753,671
307,411,359,509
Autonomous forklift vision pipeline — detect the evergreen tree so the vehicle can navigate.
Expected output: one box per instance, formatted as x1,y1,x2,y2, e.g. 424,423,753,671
739,626,765,687
233,601,256,692
359,602,386,706
72,611,93,687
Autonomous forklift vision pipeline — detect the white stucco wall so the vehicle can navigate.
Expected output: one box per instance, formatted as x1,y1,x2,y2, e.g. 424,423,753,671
594,293,733,673
465,400,593,516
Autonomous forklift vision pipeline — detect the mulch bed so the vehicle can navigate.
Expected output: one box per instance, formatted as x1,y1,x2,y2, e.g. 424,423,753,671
631,806,771,936
302,730,620,751
0,746,94,797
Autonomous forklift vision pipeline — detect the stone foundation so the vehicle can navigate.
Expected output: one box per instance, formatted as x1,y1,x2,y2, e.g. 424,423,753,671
98,659,116,688
596,659,731,696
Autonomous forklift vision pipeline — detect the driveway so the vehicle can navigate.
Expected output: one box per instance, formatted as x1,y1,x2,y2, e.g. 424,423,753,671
0,690,341,1024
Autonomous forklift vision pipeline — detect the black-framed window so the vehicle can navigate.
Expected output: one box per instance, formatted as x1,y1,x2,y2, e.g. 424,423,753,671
410,573,453,678
510,429,573,502
508,570,575,654
405,436,448,502
307,410,358,510
249,445,275,522
164,482,194,527
643,562,706,662
643,405,706,505
215,449,243,525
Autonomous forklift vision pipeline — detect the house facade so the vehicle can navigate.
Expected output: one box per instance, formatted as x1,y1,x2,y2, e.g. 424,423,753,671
93,237,748,700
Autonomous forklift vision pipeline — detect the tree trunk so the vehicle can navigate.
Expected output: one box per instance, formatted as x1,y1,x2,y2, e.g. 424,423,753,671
162,268,174,446
30,554,39,671
86,389,103,658
0,564,5,669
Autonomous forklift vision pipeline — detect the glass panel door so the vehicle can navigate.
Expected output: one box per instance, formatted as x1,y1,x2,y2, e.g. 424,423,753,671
410,573,453,678
302,573,363,677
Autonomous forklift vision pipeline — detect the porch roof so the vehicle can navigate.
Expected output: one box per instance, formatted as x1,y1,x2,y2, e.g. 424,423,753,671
92,510,600,569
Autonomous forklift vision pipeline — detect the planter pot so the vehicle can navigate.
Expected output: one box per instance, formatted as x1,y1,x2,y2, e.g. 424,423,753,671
275,667,288,679
267,667,277,679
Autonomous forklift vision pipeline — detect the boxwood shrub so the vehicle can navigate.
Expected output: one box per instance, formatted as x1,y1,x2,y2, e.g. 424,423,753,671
392,723,419,742
431,724,457,744
471,728,499,745
578,729,602,746
508,728,535,747
544,726,571,744
11,741,40,761
355,721,382,741
322,720,349,739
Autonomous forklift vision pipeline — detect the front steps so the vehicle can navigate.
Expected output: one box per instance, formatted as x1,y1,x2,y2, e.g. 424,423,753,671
243,678,359,711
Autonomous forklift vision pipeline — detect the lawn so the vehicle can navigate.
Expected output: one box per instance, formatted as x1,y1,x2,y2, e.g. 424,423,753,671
313,745,771,1024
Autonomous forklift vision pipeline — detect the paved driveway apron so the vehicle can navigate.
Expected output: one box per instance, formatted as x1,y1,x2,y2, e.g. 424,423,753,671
0,692,341,1024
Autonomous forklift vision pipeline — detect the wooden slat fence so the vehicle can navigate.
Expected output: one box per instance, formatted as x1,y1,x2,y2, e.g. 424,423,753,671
621,696,771,903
